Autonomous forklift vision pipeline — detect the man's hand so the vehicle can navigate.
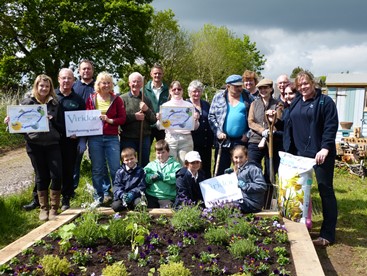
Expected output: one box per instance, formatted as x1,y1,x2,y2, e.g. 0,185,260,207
135,111,145,121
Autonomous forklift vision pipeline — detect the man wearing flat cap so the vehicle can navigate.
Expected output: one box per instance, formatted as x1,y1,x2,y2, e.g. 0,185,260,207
208,74,253,176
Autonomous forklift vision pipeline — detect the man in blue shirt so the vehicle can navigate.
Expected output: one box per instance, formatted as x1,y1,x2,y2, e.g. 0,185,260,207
208,74,252,176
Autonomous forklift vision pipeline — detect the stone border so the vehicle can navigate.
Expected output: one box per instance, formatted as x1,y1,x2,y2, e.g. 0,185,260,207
0,208,324,275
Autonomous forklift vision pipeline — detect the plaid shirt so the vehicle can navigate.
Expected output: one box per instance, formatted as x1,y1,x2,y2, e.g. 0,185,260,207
208,89,252,147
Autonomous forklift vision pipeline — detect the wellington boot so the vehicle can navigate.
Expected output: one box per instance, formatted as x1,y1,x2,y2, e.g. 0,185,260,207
49,190,61,220
37,190,49,221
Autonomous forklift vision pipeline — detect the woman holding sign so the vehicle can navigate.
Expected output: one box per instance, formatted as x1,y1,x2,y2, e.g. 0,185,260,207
86,72,126,206
157,81,199,166
5,75,64,221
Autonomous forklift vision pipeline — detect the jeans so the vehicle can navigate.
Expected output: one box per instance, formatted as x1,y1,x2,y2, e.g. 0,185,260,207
73,150,110,194
165,132,194,166
120,136,151,167
88,135,120,202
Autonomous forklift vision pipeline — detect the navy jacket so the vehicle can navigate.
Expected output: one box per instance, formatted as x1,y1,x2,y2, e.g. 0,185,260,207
113,164,146,201
282,89,338,158
174,167,205,206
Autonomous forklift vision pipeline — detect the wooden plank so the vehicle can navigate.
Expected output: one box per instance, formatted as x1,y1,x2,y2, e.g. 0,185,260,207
0,208,83,265
284,218,325,276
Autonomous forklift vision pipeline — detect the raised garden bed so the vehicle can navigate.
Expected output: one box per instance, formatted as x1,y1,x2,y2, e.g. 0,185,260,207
0,207,324,275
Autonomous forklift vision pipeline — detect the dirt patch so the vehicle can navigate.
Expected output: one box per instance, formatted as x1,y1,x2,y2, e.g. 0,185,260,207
0,147,34,197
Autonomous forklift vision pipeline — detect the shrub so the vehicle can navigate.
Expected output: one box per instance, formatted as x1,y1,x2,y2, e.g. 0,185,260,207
107,217,131,245
74,211,104,247
39,255,71,276
204,227,230,245
171,204,206,232
102,261,129,276
228,238,257,259
158,261,192,276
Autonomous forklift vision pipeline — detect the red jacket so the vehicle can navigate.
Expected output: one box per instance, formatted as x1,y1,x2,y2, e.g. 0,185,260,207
86,92,126,135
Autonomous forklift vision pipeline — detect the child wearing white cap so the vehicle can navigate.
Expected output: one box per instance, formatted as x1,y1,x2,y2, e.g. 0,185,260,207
174,151,206,207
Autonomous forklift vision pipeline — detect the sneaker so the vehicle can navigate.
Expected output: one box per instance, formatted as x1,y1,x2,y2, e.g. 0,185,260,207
312,237,331,247
61,198,70,211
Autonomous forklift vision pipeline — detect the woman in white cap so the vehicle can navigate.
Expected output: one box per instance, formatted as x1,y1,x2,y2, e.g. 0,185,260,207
174,151,205,207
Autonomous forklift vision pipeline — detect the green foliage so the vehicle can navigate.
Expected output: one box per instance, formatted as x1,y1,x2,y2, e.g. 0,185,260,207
227,217,252,237
277,255,290,266
102,261,129,276
171,204,206,232
70,248,93,266
0,191,41,249
107,217,131,245
158,261,192,276
39,255,71,276
274,246,288,257
274,229,289,244
191,24,265,89
204,227,230,245
0,0,154,86
0,105,25,153
228,238,257,259
74,211,104,247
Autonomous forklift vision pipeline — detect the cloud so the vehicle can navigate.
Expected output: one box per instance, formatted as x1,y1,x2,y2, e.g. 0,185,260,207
152,0,367,80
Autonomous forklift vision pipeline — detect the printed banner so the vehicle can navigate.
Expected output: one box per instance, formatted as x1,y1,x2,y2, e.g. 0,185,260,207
65,110,103,137
159,106,195,131
7,105,49,133
199,172,243,207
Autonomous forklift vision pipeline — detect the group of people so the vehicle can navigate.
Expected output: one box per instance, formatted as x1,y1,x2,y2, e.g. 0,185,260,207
5,61,338,247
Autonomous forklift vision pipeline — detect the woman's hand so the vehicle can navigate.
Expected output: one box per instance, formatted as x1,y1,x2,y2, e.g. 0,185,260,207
4,116,9,124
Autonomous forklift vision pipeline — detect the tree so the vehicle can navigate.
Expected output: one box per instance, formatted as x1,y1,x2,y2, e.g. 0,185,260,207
191,24,265,89
0,0,154,89
145,10,195,89
290,67,305,78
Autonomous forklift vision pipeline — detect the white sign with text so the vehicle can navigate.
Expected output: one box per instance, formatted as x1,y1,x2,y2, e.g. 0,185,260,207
199,172,243,207
65,110,103,137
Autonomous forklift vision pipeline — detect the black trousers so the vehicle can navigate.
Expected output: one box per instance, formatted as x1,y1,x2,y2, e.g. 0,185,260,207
60,137,78,198
26,142,62,191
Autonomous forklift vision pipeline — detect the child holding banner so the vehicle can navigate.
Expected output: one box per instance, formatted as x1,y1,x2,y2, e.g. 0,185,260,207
174,151,206,207
229,145,267,213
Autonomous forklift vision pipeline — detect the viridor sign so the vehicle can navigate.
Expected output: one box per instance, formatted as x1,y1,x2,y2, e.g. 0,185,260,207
65,110,103,137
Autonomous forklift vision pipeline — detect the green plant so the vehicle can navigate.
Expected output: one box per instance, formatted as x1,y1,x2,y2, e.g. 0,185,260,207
277,255,290,266
171,203,206,231
204,227,230,245
197,251,218,264
263,236,273,244
158,261,192,276
274,246,288,257
74,211,104,247
71,248,93,266
0,263,12,274
274,229,289,243
227,217,252,237
228,238,257,259
39,255,71,276
102,261,129,276
107,216,130,245
21,247,35,255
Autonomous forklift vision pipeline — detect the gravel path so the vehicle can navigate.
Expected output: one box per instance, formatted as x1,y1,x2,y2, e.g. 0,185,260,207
0,147,34,197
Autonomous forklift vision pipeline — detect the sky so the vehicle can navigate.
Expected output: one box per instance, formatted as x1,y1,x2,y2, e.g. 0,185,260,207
152,0,367,81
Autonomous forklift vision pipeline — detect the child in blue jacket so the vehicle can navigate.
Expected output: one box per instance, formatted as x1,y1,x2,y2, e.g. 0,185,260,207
111,148,146,212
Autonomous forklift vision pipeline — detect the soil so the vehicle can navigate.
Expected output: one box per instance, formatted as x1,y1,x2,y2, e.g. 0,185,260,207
4,214,296,276
0,148,359,275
